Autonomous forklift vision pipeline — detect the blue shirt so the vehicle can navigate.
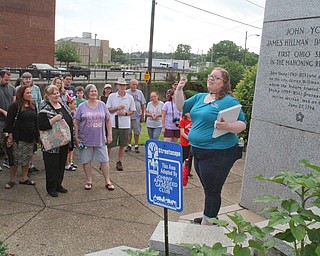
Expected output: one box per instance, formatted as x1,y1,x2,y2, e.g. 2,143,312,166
183,93,246,149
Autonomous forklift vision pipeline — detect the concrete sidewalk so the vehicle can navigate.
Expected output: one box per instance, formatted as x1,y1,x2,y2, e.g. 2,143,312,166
0,146,245,256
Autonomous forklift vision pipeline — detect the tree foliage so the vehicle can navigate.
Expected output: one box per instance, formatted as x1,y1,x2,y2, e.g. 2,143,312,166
207,40,242,63
55,41,81,67
234,64,257,142
173,44,192,60
111,48,126,64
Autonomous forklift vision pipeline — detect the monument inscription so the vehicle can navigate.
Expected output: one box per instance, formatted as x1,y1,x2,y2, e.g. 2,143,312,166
254,19,320,133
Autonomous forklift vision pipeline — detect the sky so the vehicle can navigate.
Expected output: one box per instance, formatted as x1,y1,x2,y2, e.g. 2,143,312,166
55,0,266,55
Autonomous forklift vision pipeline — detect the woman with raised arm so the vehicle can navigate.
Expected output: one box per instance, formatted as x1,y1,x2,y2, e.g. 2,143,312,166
175,68,246,225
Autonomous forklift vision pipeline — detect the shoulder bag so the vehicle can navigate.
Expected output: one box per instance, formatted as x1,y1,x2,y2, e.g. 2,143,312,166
39,109,71,151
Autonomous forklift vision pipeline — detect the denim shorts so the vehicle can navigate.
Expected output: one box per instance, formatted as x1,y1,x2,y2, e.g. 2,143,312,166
78,144,109,164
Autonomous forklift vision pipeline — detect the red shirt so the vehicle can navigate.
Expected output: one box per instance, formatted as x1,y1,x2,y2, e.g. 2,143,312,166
179,118,192,146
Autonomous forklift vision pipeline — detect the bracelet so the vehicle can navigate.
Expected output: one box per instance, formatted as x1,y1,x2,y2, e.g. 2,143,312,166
125,112,128,116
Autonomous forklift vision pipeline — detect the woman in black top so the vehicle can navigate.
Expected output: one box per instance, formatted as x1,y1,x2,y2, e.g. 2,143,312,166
4,85,39,189
38,85,74,197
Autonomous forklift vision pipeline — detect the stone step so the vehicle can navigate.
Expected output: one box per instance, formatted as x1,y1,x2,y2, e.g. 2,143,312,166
149,221,233,255
85,246,146,256
150,204,266,255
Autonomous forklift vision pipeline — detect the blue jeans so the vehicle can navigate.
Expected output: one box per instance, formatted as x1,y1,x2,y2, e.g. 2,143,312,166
191,145,238,219
147,127,162,140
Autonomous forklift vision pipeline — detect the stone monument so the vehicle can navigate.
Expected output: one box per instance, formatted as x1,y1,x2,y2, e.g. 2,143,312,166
240,0,320,212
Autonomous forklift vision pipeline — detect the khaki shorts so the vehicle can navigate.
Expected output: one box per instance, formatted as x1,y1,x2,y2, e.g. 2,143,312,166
108,128,130,148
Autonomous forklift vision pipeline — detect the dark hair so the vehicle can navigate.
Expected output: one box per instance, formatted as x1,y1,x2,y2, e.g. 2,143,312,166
75,86,84,92
214,67,232,100
63,73,72,79
166,89,175,101
0,70,10,78
14,78,22,87
16,85,36,111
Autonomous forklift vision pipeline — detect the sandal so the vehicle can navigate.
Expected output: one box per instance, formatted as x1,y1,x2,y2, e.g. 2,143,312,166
105,183,114,191
5,181,15,189
19,179,35,186
84,183,92,190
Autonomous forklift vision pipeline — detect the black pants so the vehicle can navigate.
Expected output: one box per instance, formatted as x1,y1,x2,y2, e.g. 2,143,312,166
191,145,238,218
43,145,68,194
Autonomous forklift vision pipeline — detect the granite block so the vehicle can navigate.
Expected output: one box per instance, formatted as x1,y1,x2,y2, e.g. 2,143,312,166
264,0,320,21
241,119,320,212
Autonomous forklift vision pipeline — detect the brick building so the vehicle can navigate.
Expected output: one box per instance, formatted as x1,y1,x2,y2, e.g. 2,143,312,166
0,0,55,68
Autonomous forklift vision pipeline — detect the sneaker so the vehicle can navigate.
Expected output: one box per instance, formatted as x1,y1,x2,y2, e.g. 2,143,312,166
65,166,76,171
71,163,77,168
116,161,123,171
3,159,9,169
134,146,140,153
125,145,131,152
30,166,41,172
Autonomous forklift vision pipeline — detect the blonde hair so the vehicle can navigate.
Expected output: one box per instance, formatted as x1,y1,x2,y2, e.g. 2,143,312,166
51,77,65,94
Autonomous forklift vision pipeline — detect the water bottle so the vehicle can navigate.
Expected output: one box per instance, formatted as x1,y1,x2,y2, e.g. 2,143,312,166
238,137,244,147
79,143,86,150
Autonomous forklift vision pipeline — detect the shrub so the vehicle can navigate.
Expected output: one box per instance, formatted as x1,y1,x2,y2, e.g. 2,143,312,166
233,64,257,143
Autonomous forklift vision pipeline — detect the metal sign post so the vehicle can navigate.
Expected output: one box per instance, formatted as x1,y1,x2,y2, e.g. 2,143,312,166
145,140,183,256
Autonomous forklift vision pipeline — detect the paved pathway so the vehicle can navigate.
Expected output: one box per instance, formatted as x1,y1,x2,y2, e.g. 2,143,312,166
0,147,245,256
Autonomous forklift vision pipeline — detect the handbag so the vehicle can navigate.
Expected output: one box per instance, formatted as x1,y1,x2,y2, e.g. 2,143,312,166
39,109,71,151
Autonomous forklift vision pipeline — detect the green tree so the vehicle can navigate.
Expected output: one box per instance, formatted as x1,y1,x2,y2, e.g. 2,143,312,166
207,40,242,63
55,41,81,67
173,44,192,60
221,61,244,90
111,48,126,64
234,64,257,142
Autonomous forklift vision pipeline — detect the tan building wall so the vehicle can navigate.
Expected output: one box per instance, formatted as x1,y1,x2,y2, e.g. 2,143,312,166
55,33,111,67
0,0,55,68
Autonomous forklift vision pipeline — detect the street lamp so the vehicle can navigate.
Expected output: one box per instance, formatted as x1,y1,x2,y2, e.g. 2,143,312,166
243,31,260,67
169,45,174,67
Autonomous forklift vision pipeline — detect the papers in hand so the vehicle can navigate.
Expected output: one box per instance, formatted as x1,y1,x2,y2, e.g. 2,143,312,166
212,104,242,138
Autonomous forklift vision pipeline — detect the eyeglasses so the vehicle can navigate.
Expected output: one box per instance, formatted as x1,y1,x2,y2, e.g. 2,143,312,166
208,75,223,81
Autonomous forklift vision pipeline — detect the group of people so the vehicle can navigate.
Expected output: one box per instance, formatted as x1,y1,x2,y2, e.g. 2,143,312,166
1,67,247,227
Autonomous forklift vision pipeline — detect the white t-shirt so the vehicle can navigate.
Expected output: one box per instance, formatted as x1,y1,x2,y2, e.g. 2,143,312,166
146,101,164,128
106,92,136,129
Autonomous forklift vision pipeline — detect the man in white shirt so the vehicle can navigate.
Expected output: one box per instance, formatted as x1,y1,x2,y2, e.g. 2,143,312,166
125,79,146,153
106,78,136,171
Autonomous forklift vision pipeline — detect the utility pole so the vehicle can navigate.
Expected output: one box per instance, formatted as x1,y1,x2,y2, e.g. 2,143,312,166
146,0,155,103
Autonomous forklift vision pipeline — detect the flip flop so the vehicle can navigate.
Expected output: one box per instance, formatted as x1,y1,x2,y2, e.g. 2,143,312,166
105,183,114,191
5,181,15,189
85,183,92,190
19,179,35,186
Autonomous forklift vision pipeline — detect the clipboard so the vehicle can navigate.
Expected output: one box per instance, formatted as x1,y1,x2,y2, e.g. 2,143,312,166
212,104,242,138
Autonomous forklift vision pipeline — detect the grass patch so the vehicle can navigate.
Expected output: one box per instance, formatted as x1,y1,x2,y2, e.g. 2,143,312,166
138,123,164,145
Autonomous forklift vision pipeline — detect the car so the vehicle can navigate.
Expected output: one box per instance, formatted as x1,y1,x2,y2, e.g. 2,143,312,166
124,69,135,75
22,63,61,80
110,66,122,71
68,65,91,78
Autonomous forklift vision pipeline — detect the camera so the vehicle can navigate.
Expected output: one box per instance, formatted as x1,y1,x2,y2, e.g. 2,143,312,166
172,117,180,127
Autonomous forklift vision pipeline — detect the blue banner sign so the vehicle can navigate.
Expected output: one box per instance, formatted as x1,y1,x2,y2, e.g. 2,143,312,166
145,140,183,212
